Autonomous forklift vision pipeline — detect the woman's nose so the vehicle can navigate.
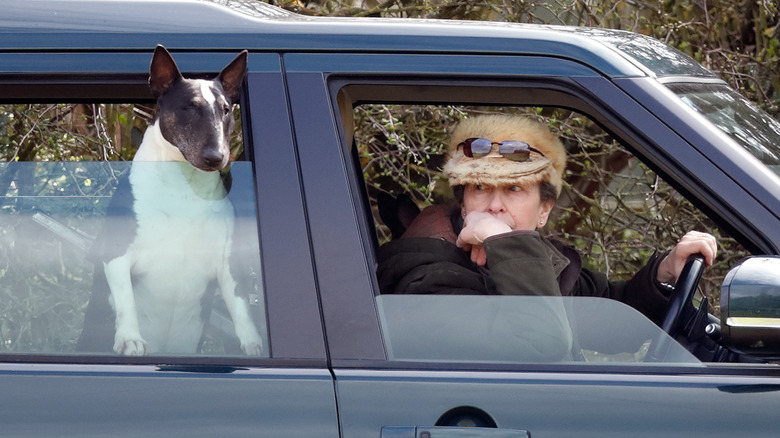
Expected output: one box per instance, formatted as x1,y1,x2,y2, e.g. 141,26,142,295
487,192,505,213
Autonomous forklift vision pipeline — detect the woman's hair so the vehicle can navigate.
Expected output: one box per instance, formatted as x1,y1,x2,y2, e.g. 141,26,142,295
539,181,557,203
452,181,558,205
452,185,466,205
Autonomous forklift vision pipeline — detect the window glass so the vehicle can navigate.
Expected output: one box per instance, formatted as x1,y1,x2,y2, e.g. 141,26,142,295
669,83,780,176
377,295,701,364
0,103,268,358
355,103,749,364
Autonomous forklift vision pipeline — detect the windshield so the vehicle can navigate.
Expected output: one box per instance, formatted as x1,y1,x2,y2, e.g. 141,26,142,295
668,83,780,175
576,28,716,78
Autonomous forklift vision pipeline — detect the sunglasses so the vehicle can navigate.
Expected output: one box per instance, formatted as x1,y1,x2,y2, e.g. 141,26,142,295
457,137,545,162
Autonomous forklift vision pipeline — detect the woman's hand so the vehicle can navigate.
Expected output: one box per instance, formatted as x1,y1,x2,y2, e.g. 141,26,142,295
656,231,718,285
456,211,513,266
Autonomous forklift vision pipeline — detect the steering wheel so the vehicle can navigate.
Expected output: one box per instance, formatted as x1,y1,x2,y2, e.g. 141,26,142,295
646,254,705,361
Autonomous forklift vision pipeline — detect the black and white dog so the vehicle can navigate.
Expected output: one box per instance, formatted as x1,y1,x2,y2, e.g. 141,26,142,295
79,46,262,356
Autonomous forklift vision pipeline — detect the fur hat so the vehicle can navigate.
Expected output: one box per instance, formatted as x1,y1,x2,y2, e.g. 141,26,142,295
443,114,566,196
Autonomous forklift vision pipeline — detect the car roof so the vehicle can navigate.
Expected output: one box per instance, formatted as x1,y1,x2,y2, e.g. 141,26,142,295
0,0,715,79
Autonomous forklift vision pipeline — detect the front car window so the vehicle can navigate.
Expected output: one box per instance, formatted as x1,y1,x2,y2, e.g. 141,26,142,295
354,102,749,366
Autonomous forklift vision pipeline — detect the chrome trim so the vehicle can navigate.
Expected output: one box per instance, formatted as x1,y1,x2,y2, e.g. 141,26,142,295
657,76,728,85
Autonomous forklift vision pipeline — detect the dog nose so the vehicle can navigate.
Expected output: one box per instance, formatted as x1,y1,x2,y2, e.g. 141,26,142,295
202,150,225,168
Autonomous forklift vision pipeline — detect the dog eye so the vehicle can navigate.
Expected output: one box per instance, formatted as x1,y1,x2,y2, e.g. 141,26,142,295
221,104,231,116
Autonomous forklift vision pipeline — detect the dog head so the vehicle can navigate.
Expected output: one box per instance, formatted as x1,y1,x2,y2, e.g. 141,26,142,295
148,45,247,172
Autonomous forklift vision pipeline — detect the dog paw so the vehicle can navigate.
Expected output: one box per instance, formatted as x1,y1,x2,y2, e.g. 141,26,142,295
241,341,263,356
239,333,263,356
114,333,148,356
235,323,263,355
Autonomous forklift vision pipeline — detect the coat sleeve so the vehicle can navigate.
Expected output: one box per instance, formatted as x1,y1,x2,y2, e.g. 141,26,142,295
483,230,563,296
376,237,495,295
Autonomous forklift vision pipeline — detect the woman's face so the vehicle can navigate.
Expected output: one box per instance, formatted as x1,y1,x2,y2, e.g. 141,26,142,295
462,182,554,231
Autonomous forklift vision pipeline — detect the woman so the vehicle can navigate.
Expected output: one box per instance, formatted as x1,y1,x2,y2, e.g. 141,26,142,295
377,114,717,325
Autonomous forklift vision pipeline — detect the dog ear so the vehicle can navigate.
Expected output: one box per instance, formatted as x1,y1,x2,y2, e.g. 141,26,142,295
217,50,248,103
149,45,183,98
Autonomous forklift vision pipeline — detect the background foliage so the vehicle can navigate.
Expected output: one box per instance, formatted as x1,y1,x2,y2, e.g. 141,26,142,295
271,0,779,120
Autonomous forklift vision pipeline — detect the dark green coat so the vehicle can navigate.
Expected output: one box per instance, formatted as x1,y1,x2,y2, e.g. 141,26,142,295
376,205,672,325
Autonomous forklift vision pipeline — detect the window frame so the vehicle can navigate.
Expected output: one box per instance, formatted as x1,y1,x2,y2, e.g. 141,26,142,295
288,59,780,374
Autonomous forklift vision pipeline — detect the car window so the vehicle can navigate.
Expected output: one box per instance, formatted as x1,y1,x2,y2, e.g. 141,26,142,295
377,295,700,364
669,83,780,175
351,102,750,365
0,103,269,358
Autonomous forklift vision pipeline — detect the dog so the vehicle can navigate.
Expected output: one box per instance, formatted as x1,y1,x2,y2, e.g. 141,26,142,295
78,45,262,356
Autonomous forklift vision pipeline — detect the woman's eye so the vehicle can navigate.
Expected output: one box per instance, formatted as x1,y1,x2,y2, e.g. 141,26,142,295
508,185,521,192
475,184,486,191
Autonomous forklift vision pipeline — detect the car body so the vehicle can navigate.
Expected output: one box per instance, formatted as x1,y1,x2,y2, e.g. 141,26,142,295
1,1,780,437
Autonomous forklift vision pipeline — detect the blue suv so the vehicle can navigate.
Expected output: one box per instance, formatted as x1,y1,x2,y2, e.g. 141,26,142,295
1,1,780,437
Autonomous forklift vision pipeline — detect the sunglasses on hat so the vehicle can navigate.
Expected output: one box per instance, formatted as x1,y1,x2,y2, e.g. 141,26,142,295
457,137,546,162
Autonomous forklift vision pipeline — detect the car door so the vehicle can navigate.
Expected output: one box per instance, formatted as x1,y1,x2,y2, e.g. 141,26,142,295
284,52,780,438
0,51,338,437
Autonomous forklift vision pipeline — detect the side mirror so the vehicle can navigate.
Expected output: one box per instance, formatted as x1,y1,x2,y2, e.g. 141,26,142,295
721,256,780,359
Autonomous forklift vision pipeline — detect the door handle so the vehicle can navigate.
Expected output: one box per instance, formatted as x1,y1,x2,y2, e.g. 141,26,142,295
381,426,530,438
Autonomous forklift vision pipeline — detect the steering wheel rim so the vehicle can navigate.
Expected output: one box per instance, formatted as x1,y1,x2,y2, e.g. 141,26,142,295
660,254,706,336
645,254,705,361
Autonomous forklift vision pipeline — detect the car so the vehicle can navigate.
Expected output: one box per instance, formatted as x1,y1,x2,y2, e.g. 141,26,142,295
1,0,780,437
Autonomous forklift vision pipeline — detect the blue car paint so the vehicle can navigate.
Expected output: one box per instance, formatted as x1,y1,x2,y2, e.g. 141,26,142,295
1,1,779,437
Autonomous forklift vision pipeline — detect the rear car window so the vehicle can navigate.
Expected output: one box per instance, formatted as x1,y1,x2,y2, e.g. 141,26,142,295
0,103,268,358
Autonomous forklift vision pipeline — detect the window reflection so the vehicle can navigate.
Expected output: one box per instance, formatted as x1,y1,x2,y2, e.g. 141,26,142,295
670,83,780,174
377,295,701,364
0,161,267,357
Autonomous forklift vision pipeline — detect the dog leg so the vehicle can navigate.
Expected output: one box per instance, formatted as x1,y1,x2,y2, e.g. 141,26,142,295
218,264,263,355
104,256,148,355
231,296,263,356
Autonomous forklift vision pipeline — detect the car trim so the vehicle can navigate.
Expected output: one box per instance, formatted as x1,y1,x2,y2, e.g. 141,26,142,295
331,360,780,377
